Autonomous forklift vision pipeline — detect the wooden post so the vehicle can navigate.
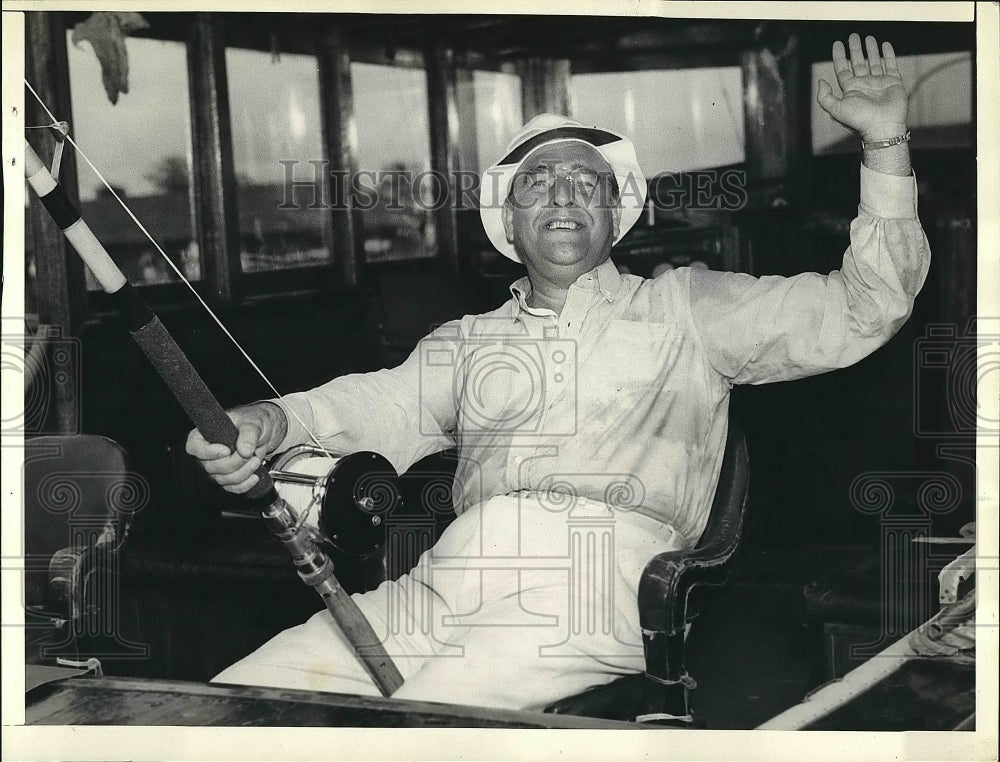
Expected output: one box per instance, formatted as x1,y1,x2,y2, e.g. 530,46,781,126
25,11,86,433
740,34,800,278
791,42,813,208
426,42,461,272
516,58,570,120
741,36,798,207
454,65,479,179
318,29,362,289
188,12,242,304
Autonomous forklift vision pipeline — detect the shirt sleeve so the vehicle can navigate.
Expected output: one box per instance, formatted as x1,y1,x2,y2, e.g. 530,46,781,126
689,163,931,385
269,320,462,474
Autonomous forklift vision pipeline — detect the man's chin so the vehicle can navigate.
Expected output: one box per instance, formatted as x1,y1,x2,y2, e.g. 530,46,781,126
556,249,613,271
522,246,603,267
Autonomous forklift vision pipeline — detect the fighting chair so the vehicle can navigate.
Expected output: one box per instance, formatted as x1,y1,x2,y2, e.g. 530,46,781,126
544,416,750,725
24,435,147,664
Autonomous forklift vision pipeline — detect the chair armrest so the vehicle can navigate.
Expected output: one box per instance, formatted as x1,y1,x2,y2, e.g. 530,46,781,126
639,419,750,636
638,513,745,635
637,420,748,696
46,546,92,623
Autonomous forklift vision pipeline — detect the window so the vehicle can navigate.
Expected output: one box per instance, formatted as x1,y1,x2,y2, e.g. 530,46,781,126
812,52,972,154
569,67,745,175
468,69,523,173
351,62,437,262
226,48,328,274
66,33,198,289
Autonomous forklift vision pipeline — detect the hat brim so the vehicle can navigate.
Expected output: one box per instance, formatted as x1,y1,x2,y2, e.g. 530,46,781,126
479,131,647,263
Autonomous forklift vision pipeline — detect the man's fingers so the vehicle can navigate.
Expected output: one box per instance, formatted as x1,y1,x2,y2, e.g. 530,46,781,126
816,79,831,103
223,474,260,495
213,455,262,487
865,35,883,75
882,41,899,76
185,428,231,459
848,33,869,77
201,449,253,476
185,404,280,493
832,40,852,89
816,79,843,120
235,421,262,459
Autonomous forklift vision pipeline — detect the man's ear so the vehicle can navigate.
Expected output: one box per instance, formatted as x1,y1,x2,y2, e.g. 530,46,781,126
502,199,515,243
611,202,622,241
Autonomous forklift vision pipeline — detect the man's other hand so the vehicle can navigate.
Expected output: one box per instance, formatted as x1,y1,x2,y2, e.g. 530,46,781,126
817,33,908,143
185,402,288,494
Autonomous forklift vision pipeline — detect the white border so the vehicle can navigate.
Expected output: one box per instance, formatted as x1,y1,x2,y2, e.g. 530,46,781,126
1,2,996,761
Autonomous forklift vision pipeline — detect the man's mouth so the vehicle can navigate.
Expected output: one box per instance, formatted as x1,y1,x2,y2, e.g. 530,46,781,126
545,220,584,231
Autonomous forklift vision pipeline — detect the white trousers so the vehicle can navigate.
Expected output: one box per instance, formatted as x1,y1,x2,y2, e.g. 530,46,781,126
212,492,683,711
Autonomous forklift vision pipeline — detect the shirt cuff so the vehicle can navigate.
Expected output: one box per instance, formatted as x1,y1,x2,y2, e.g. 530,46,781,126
859,162,918,220
269,396,309,454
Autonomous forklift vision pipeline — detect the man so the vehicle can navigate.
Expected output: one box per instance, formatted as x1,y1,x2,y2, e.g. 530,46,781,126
187,34,929,710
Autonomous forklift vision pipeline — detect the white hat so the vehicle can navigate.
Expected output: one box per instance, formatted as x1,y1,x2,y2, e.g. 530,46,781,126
479,113,647,262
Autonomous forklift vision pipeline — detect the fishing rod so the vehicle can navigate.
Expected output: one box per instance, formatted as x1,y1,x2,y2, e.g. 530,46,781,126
23,138,403,696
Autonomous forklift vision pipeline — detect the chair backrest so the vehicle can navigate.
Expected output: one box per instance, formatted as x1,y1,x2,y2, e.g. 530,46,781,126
695,417,750,556
638,415,750,635
545,415,751,720
24,435,146,612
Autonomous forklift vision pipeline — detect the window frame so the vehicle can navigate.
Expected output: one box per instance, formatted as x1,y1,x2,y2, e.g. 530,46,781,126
46,14,977,318
456,62,524,176
48,12,375,319
223,44,335,289
56,14,467,317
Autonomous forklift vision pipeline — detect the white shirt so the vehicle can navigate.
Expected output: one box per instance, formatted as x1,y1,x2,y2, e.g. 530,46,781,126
275,164,929,547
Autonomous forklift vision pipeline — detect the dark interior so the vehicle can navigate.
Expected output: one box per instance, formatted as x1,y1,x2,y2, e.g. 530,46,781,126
20,11,978,729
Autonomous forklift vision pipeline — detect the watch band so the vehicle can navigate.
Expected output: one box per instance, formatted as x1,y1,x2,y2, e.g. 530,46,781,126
861,129,911,151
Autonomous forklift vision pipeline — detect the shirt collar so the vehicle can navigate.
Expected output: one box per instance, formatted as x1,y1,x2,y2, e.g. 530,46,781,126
509,258,623,320
587,258,623,302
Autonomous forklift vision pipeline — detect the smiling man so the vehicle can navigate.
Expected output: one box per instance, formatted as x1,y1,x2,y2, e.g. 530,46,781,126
187,35,930,711
502,141,622,293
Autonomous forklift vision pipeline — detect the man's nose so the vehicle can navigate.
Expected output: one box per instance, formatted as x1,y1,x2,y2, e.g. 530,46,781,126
551,174,576,207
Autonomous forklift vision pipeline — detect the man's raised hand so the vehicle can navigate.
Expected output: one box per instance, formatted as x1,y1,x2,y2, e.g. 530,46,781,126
185,402,288,494
817,33,908,143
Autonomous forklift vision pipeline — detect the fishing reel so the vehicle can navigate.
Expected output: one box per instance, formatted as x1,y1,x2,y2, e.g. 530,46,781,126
268,446,403,557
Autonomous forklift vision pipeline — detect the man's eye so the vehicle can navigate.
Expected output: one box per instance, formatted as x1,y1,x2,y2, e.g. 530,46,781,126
574,172,600,190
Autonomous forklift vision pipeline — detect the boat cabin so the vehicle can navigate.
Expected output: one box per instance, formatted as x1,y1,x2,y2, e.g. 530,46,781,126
16,9,982,735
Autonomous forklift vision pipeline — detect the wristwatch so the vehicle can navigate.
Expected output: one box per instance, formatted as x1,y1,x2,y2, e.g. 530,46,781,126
861,130,911,151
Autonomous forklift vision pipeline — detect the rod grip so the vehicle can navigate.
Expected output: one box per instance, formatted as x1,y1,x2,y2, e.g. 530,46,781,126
27,138,274,503
128,316,276,503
